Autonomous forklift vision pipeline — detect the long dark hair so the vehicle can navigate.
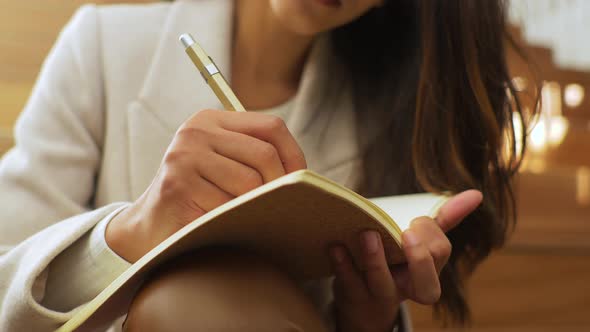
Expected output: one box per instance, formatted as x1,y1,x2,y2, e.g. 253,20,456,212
331,0,533,324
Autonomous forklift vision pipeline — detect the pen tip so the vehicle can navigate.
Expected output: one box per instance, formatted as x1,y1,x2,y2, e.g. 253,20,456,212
179,33,195,48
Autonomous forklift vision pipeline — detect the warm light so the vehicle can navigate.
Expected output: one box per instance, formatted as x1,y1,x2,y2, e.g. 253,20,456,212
564,83,585,108
512,76,528,92
542,81,562,117
510,112,524,158
526,158,547,174
546,116,569,147
527,115,570,152
522,82,570,153
528,117,548,152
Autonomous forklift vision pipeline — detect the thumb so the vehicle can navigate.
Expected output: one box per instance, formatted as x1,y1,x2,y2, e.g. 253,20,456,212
436,190,483,232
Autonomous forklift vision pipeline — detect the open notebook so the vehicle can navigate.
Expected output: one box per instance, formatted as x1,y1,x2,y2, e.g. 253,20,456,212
56,169,447,332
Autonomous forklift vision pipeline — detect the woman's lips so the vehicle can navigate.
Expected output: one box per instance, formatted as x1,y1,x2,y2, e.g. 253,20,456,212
315,0,343,8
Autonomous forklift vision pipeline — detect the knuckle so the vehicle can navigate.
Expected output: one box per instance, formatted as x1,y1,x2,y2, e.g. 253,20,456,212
410,247,432,266
430,239,452,261
257,143,280,163
423,284,442,304
192,108,218,121
158,175,186,201
291,149,307,169
162,150,186,166
176,126,210,142
440,238,453,258
183,109,220,131
411,216,434,228
239,169,263,192
265,116,287,133
414,282,441,305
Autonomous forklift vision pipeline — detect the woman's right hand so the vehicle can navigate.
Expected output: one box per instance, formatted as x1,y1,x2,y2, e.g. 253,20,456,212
105,109,307,263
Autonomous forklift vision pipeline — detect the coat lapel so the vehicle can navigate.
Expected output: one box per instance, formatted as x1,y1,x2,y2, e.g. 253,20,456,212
138,0,234,131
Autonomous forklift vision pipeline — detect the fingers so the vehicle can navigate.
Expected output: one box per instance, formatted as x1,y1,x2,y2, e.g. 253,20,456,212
209,129,286,183
328,189,481,308
214,111,307,172
187,176,234,212
359,231,398,300
330,241,403,332
124,109,305,264
408,217,452,273
436,190,483,232
329,246,368,303
329,231,400,305
402,229,441,304
393,218,451,303
194,150,264,196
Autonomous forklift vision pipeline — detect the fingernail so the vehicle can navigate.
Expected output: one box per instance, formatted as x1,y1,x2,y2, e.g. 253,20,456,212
403,230,421,247
330,247,345,264
362,231,380,254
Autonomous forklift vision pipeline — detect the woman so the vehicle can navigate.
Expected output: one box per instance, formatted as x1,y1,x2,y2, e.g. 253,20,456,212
0,0,528,331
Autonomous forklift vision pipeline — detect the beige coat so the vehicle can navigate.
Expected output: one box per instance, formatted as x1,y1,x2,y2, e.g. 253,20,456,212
0,0,410,331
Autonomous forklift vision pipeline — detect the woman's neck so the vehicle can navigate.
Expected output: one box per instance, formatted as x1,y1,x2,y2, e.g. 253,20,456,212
232,1,315,110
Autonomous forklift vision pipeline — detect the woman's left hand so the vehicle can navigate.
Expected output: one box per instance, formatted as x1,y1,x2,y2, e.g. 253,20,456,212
329,190,483,332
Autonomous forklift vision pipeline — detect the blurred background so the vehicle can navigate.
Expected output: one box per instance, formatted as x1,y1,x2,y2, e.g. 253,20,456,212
0,0,588,331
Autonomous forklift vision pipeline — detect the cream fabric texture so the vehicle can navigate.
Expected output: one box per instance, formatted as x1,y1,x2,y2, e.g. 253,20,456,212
0,1,411,331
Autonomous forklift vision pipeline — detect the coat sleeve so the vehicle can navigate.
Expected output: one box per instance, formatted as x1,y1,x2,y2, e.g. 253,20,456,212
0,5,130,331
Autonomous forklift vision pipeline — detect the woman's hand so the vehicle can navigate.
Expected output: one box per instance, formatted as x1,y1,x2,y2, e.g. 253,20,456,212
329,190,483,332
106,109,307,262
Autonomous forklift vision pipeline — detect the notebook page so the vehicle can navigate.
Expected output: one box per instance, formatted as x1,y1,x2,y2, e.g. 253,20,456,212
369,193,446,232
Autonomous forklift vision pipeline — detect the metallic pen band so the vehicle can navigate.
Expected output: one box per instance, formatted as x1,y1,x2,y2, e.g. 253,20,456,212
205,63,220,76
179,33,247,112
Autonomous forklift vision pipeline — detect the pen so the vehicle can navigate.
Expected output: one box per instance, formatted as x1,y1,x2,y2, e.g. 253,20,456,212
179,33,246,112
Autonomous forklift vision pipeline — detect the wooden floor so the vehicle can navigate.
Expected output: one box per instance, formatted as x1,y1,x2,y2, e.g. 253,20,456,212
0,1,589,331
0,0,149,137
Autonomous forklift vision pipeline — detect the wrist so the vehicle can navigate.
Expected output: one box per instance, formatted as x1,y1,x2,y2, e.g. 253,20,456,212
105,204,148,263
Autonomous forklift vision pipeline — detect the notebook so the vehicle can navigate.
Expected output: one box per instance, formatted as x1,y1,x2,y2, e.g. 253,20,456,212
56,169,447,332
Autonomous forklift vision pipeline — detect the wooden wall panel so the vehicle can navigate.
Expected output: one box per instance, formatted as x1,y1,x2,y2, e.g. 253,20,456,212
0,0,152,155
410,252,590,329
512,170,590,250
1,1,92,131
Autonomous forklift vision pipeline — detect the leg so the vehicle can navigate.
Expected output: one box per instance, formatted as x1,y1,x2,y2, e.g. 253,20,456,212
123,249,330,332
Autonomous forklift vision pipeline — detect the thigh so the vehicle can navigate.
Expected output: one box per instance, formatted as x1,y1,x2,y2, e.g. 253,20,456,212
123,248,330,332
